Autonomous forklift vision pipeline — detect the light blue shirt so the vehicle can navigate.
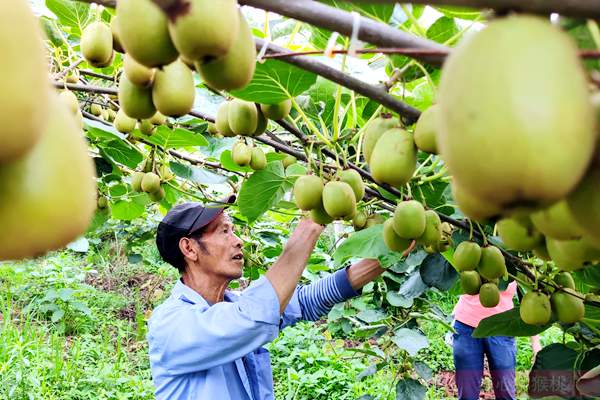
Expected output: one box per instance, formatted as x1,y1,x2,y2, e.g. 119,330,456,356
147,269,359,400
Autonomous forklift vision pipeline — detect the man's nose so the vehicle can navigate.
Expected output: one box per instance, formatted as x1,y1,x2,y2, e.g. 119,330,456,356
233,234,243,248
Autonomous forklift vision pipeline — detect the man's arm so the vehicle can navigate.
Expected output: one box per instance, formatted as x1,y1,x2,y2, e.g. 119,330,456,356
265,218,324,313
346,259,385,291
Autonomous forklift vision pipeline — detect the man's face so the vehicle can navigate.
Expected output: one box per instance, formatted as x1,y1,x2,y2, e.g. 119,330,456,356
192,212,244,280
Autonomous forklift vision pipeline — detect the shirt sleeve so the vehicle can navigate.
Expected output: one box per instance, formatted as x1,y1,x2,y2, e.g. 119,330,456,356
147,276,281,376
280,267,360,329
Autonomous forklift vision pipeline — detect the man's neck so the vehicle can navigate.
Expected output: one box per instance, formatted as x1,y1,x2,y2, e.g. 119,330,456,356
181,269,230,305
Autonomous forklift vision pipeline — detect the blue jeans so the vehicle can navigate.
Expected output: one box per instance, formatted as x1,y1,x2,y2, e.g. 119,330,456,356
452,320,516,400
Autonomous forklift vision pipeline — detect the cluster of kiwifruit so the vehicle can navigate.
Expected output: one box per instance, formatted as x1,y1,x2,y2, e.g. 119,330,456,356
213,98,292,138
0,0,96,261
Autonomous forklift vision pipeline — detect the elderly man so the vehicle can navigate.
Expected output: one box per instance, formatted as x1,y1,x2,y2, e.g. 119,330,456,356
148,197,384,399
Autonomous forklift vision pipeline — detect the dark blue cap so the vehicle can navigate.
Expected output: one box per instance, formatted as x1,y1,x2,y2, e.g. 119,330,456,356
156,195,236,267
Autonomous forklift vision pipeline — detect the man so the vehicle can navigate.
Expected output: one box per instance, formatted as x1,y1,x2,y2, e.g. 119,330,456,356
148,197,385,399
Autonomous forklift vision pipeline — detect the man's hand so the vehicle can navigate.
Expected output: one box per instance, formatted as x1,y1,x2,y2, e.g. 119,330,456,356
266,218,324,313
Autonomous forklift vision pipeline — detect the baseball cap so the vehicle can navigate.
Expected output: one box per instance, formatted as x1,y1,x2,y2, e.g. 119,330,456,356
156,195,236,268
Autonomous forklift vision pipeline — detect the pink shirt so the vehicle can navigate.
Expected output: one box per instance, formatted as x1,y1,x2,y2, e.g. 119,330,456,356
453,281,517,328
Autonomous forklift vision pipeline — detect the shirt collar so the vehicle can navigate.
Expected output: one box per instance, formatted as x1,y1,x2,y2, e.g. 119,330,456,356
171,279,237,305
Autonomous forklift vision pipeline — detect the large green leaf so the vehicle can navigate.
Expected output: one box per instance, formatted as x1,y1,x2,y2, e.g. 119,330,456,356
230,60,318,105
528,343,579,398
473,308,552,338
46,0,92,35
575,264,600,288
434,6,481,21
238,162,288,223
419,253,458,291
111,200,146,221
333,224,402,268
395,378,427,400
426,16,459,44
96,139,144,169
305,77,337,128
169,161,228,184
392,328,429,356
146,126,209,149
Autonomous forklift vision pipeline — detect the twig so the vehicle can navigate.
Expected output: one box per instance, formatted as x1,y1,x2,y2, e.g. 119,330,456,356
53,58,84,81
80,69,117,81
52,81,118,95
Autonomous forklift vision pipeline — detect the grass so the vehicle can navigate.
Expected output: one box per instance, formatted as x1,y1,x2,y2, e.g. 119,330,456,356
0,239,569,399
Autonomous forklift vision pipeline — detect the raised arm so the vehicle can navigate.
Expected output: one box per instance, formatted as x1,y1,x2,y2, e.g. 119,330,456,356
265,218,324,313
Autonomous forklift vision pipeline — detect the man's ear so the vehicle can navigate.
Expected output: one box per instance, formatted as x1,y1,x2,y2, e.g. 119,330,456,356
179,237,198,262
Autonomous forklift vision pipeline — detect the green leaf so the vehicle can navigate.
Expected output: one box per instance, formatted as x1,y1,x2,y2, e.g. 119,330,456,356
426,16,459,44
220,150,253,173
574,264,600,288
333,224,402,268
473,308,551,338
170,161,228,184
356,309,387,323
392,328,429,356
230,59,318,104
419,253,458,291
111,200,145,221
433,6,481,21
414,361,433,381
108,184,128,197
46,0,92,35
238,162,288,223
386,291,414,308
395,378,427,400
528,343,578,398
51,309,65,323
96,139,144,169
305,77,337,128
146,126,209,149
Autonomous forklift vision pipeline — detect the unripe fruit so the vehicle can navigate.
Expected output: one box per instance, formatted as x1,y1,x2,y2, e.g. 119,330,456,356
260,99,292,121
452,180,501,221
114,109,137,133
216,102,235,137
531,200,583,240
418,210,442,247
520,292,552,325
131,172,144,192
232,142,252,167
168,0,239,63
365,214,385,228
252,107,268,137
413,104,439,154
250,147,267,170
197,12,255,91
152,59,195,117
293,175,324,211
339,169,365,202
437,16,595,209
149,112,167,126
393,200,426,239
207,122,218,135
454,241,482,272
141,172,161,193
0,97,96,260
370,128,417,188
159,164,174,181
138,119,155,136
116,0,178,68
310,203,333,226
118,74,156,119
149,186,165,202
123,54,155,87
554,272,576,290
81,22,113,66
322,182,357,220
90,103,103,117
282,155,297,168
353,210,368,231
497,216,542,251
567,168,600,246
383,219,411,253
479,283,500,308
551,289,584,324
59,90,80,115
97,196,108,209
362,116,397,164
110,16,124,53
460,271,482,295
228,99,258,136
477,246,507,280
546,238,600,272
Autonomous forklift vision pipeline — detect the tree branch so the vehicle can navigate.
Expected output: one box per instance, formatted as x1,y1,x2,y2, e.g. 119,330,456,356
80,69,117,81
256,39,422,124
240,0,448,67
347,0,600,20
53,81,118,95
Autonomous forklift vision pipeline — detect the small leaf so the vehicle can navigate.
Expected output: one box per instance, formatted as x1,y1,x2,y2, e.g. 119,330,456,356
357,364,378,381
386,291,413,308
170,161,228,184
356,309,387,323
392,328,429,356
414,361,433,381
97,139,144,169
220,150,253,173
51,309,65,323
334,225,402,268
66,237,89,253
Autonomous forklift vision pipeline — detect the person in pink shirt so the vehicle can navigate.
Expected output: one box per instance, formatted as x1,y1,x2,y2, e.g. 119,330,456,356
452,281,542,399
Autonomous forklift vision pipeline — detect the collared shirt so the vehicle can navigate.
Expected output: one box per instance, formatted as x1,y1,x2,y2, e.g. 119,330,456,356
147,268,359,400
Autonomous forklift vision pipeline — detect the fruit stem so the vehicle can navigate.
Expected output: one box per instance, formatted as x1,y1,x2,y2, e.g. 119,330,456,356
475,221,487,246
332,47,349,142
290,98,332,146
467,219,474,241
